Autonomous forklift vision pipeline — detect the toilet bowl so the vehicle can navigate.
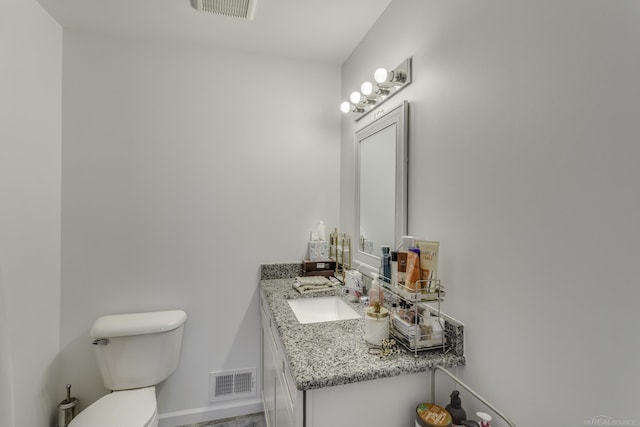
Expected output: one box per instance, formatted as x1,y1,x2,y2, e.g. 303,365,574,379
69,387,158,427
68,310,187,427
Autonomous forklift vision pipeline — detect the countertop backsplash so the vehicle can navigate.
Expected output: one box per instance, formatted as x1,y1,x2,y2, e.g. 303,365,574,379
260,263,303,280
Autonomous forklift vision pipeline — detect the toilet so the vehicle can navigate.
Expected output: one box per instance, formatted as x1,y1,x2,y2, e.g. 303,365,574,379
69,309,187,427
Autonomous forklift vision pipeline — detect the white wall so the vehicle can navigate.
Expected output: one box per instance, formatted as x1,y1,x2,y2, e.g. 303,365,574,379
0,0,62,426
61,30,340,424
341,1,640,425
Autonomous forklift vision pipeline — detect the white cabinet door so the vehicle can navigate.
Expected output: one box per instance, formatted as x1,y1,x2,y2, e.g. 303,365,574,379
261,291,302,426
262,307,277,427
275,370,295,427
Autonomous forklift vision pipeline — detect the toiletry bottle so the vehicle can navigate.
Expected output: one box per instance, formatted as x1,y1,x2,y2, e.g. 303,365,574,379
390,251,398,287
401,235,416,252
380,245,391,283
445,390,466,425
405,247,421,291
397,251,407,288
477,412,492,427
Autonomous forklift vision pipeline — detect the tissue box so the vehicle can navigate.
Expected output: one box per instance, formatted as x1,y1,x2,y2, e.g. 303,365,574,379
308,240,329,261
303,260,336,272
302,260,335,278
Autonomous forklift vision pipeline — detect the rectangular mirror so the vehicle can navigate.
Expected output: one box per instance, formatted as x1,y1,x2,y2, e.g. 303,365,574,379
354,101,408,269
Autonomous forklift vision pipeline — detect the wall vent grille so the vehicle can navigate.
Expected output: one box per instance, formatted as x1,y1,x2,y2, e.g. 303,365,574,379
209,368,256,402
190,0,257,20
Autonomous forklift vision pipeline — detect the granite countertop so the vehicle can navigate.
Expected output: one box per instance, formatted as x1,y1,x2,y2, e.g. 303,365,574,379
261,277,466,391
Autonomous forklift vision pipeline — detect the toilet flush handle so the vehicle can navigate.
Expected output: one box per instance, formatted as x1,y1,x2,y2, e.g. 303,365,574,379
91,339,109,345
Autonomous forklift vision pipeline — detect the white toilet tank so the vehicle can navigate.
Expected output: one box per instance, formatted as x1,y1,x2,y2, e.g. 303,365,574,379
90,310,187,391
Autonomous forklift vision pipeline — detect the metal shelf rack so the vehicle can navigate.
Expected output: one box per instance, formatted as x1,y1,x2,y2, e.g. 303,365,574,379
381,277,451,356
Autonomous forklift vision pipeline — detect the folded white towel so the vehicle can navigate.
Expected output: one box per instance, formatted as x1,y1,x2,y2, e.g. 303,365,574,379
293,277,335,294
295,276,331,286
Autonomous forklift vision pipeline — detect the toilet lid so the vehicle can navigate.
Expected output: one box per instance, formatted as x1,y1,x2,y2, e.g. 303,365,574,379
69,387,157,427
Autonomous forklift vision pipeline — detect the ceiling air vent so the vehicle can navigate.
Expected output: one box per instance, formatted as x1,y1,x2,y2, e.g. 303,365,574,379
190,0,257,20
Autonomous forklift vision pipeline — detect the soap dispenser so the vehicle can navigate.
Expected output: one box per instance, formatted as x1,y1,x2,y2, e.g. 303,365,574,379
368,273,383,306
364,273,389,346
445,390,466,425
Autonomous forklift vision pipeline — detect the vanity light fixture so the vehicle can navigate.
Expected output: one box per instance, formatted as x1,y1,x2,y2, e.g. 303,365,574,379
373,68,389,84
375,86,391,96
341,101,365,113
359,82,378,105
374,67,407,85
339,57,412,120
361,81,374,96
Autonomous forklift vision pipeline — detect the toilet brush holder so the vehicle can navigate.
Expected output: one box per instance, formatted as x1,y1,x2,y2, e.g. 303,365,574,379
58,384,78,427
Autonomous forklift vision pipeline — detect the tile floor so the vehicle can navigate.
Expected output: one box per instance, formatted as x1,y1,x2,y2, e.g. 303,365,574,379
177,412,266,427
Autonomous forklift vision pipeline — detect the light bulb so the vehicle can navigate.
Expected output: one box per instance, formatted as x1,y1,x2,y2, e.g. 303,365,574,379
361,81,373,96
349,91,362,104
374,68,389,83
340,101,351,113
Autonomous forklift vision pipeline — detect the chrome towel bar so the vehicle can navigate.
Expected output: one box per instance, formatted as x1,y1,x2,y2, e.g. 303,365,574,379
431,366,516,427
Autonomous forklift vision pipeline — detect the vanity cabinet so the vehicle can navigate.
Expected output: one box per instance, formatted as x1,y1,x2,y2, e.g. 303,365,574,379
260,289,442,427
261,293,302,427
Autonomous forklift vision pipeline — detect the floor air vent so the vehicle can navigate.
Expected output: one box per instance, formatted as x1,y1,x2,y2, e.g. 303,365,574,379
190,0,257,20
210,368,256,402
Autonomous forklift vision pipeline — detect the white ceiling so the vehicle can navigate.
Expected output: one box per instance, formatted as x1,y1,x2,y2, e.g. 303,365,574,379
37,0,393,64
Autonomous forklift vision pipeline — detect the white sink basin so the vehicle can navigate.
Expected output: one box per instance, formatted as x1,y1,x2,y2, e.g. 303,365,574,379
287,296,361,324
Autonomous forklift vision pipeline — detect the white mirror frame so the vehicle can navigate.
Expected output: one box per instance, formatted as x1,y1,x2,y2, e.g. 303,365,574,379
354,101,408,273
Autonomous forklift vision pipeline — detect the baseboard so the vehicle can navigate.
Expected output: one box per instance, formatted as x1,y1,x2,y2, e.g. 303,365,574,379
157,398,263,427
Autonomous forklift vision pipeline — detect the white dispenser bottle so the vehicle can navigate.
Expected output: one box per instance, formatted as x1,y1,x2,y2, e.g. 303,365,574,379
364,273,389,345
